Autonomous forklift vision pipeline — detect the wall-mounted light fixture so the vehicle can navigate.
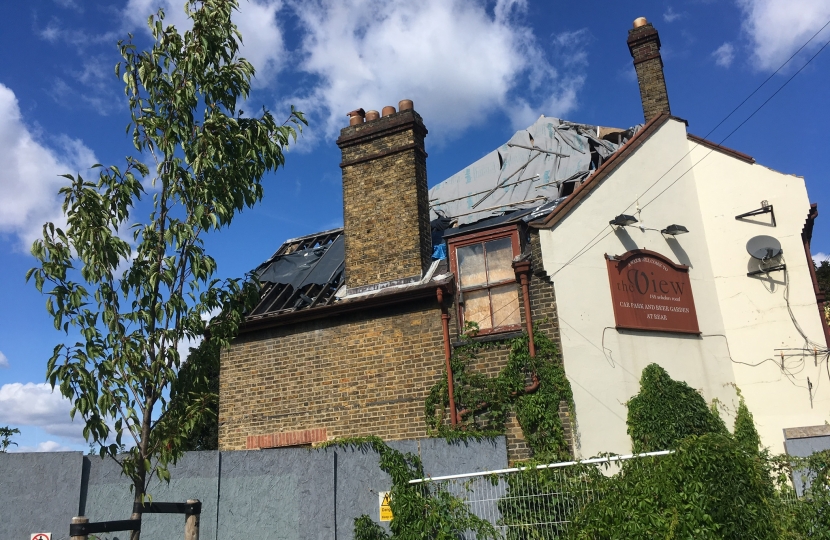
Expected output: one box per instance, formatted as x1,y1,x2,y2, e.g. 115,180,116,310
661,224,689,236
609,214,638,227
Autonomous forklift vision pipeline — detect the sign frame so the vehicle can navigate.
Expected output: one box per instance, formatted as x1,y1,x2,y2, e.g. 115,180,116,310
606,249,700,335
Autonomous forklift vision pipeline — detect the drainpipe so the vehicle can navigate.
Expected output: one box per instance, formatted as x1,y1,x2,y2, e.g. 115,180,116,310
513,259,536,357
437,287,457,425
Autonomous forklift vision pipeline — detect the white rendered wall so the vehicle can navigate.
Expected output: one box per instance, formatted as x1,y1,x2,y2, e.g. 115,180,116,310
539,119,738,458
691,142,828,454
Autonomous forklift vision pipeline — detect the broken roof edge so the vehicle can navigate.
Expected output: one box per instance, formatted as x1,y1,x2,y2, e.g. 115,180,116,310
239,274,454,334
687,133,755,164
530,113,677,230
281,226,344,246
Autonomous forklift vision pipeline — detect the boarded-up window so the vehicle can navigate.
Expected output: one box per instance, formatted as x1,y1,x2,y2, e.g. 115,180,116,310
449,226,521,333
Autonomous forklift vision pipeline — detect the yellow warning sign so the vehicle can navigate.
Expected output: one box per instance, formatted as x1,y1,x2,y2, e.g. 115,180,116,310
379,491,393,521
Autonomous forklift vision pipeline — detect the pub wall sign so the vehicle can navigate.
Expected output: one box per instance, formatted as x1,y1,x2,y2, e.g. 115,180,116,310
606,250,700,334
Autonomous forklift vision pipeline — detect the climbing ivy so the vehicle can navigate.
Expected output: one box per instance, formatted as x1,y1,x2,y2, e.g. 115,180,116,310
626,363,727,452
733,395,762,455
321,437,499,540
424,324,574,460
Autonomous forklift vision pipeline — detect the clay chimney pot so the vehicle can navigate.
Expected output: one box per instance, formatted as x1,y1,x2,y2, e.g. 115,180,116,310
365,110,380,121
347,108,366,126
633,17,648,28
398,99,414,111
382,106,396,117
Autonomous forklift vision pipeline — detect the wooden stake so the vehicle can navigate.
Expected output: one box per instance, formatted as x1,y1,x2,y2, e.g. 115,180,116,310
70,516,89,540
185,499,200,540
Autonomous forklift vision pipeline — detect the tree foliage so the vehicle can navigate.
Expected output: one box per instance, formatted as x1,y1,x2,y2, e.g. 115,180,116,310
0,426,20,452
816,260,830,326
626,363,727,452
27,0,304,535
171,338,220,451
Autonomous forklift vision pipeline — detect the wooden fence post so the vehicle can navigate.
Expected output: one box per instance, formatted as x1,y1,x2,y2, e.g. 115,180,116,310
184,499,200,540
70,516,89,540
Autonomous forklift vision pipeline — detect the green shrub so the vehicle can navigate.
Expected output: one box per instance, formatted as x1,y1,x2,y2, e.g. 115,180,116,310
626,364,726,452
572,433,779,540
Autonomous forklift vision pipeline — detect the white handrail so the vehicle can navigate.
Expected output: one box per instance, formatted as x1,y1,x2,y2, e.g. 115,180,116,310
408,450,673,484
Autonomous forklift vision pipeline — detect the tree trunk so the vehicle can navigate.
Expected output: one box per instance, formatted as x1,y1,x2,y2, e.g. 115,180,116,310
130,474,145,540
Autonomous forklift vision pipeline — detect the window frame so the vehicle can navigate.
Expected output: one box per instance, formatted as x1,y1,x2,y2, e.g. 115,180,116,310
447,224,522,336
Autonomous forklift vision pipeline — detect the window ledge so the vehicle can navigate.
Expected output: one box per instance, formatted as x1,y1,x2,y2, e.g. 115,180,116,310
452,330,523,349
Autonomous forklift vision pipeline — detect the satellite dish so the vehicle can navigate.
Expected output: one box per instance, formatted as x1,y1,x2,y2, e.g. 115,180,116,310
746,235,782,261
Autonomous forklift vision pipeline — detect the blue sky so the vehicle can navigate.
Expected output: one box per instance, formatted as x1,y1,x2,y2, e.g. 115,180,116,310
1,0,829,452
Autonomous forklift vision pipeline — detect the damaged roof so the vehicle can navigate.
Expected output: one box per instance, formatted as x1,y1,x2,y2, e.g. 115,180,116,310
250,228,344,316
429,115,636,228
246,115,640,318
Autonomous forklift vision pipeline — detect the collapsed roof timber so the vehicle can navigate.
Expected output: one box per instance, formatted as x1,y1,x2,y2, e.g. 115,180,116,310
249,116,639,318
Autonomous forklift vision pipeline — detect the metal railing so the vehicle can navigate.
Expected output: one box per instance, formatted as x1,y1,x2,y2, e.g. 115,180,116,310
409,451,672,539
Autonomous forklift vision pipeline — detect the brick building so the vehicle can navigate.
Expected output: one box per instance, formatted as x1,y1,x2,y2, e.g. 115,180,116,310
219,16,830,461
218,100,588,460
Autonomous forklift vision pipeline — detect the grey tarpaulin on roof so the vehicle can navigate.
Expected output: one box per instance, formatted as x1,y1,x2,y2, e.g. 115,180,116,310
256,235,345,289
428,116,632,226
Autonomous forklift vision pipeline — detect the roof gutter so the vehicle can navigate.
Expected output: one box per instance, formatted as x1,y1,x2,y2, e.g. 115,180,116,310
239,276,455,334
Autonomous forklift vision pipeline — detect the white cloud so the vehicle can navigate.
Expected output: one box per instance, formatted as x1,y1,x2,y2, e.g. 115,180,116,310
713,42,736,67
738,0,830,71
124,0,287,86
814,252,829,265
0,351,8,369
663,7,685,23
286,0,585,143
0,382,83,442
0,83,98,250
54,0,83,11
14,440,74,453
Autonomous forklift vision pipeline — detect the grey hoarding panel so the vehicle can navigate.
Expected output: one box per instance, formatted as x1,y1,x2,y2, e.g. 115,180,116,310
784,435,830,496
0,451,83,540
218,448,335,540
83,451,220,540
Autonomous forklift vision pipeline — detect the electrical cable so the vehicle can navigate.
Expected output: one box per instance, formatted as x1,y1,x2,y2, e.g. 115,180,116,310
547,21,830,279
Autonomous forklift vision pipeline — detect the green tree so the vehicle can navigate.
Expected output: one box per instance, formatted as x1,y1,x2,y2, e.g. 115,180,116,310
0,426,20,452
171,338,220,451
816,260,830,326
27,1,305,536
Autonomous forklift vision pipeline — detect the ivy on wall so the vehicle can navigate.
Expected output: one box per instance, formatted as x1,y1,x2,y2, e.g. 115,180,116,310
320,437,499,540
424,324,573,460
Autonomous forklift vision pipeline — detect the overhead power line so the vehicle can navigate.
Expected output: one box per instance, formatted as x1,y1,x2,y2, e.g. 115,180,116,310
548,18,830,279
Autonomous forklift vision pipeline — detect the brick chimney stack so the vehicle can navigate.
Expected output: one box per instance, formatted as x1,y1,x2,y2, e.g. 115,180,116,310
627,17,671,122
336,100,432,293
